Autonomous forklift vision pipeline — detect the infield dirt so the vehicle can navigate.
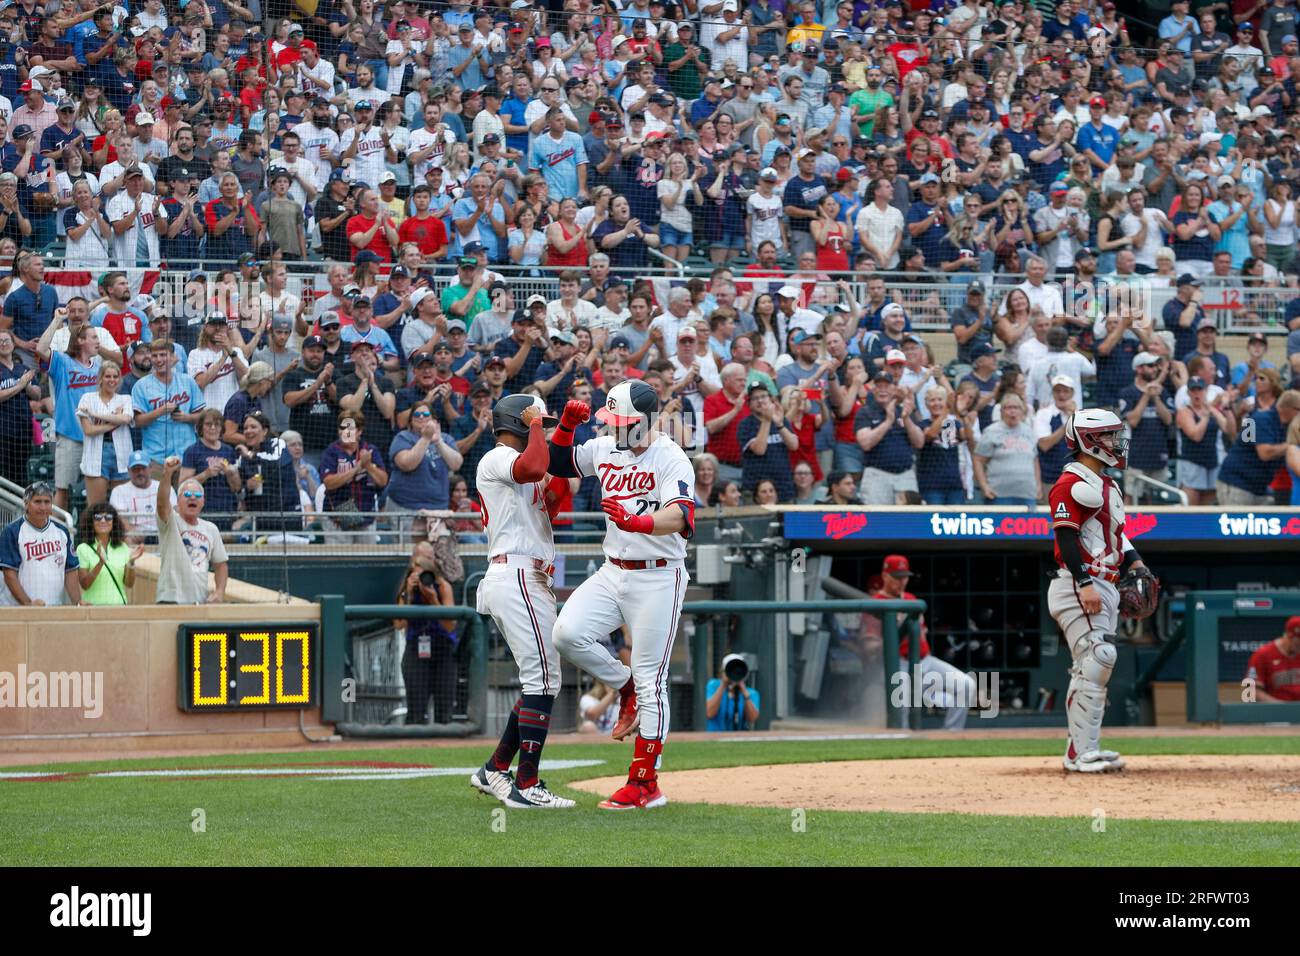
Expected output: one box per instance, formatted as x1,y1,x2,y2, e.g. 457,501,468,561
571,754,1300,822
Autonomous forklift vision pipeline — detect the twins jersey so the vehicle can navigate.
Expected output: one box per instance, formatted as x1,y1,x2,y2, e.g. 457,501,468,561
105,190,166,266
0,516,78,606
572,434,695,561
1049,463,1130,581
291,121,340,188
476,444,555,564
338,126,387,190
408,125,456,180
1245,641,1300,701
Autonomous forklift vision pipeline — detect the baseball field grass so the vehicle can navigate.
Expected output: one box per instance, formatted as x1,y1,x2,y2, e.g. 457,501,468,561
4,735,1298,866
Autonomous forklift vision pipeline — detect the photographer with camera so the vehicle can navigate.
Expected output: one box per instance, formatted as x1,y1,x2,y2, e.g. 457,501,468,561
704,653,761,731
396,540,458,725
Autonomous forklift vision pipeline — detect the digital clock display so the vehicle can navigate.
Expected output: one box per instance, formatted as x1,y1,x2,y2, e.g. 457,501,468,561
178,624,319,711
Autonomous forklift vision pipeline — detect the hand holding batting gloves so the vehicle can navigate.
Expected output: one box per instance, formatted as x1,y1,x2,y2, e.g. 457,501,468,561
554,400,590,448
603,498,654,534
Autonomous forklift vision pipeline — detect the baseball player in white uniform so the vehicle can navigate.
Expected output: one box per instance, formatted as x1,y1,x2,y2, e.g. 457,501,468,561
469,393,578,809
1048,409,1154,773
549,380,696,810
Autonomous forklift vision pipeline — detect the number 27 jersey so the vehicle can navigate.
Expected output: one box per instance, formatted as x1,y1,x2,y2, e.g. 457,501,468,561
573,434,696,561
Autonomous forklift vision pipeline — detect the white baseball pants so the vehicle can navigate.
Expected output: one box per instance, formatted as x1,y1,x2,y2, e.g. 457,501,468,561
554,561,688,741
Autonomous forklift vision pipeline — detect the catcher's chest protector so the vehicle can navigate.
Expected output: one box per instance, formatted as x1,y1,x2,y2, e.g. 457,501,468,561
1057,464,1127,573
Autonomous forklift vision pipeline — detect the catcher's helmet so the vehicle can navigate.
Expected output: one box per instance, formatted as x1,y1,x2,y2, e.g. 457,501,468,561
492,393,557,439
1065,408,1128,469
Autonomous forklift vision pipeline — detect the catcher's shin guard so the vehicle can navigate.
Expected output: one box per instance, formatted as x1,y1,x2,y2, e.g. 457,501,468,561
1065,633,1115,762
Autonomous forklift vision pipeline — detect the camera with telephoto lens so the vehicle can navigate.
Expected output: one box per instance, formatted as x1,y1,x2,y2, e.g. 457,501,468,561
722,653,748,684
418,570,438,588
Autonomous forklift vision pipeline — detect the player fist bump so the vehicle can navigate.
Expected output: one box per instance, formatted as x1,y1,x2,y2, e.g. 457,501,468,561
560,400,590,430
602,497,654,534
520,405,541,428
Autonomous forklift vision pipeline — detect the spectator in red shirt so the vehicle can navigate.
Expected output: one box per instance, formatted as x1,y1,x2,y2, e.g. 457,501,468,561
736,240,787,302
703,362,749,482
98,271,144,350
347,187,399,263
1245,617,1300,702
397,183,449,260
237,66,266,123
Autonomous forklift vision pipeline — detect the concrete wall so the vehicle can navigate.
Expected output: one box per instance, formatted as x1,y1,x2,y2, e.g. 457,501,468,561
0,601,331,755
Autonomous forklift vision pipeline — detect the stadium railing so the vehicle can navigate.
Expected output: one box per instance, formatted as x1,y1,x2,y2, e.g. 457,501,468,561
316,595,926,737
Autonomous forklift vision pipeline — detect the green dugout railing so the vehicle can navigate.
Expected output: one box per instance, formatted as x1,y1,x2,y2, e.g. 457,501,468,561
317,596,926,731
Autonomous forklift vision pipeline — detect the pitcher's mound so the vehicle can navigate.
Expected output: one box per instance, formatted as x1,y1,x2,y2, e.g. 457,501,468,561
571,755,1300,821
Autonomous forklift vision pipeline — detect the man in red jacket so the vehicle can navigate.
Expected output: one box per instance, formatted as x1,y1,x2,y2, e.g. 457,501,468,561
860,554,976,730
1245,616,1300,702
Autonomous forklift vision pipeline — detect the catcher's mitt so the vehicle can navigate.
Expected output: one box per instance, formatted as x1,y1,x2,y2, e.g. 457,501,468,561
1118,567,1160,620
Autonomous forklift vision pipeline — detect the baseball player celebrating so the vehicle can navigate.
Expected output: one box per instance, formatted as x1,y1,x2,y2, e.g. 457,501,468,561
1048,409,1158,773
549,380,696,810
468,393,578,809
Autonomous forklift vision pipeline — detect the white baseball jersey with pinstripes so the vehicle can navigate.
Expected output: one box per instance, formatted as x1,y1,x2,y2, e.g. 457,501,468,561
476,444,556,564
572,434,697,559
473,443,561,697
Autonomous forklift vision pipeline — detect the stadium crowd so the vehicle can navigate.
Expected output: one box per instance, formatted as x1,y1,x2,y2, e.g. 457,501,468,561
3,0,1300,606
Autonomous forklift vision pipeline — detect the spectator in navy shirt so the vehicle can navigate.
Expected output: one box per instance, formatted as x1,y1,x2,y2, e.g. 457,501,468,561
736,384,799,502
1162,274,1205,359
1118,352,1175,504
959,342,1002,430
905,172,948,267
3,251,58,366
1216,390,1300,506
1093,310,1148,409
449,381,496,492
854,373,925,505
1182,319,1230,386
492,311,549,393
782,147,829,259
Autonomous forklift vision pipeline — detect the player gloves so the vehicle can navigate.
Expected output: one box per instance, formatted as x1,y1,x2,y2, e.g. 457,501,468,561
603,498,654,534
553,401,590,449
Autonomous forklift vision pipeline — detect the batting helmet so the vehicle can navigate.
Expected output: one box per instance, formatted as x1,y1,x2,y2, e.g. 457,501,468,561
492,393,557,439
1064,408,1128,469
596,379,659,449
596,379,657,427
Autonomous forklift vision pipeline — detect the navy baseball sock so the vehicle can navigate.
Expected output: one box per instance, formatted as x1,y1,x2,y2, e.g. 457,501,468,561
489,697,522,771
515,694,555,790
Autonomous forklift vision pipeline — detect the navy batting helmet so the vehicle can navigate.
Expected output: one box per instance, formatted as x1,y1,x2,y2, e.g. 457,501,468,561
492,393,558,439
596,379,657,427
596,379,659,449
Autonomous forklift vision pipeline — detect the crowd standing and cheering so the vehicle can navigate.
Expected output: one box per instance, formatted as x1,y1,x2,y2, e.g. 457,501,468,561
3,0,1300,604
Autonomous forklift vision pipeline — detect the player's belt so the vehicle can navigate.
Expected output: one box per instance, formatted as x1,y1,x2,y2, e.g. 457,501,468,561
1054,567,1120,584
609,558,670,570
490,554,555,577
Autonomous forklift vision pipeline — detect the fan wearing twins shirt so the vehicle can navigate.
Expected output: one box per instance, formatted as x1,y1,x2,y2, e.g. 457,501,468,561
338,99,391,190
1047,408,1154,774
0,481,81,607
1244,617,1300,702
548,380,696,810
468,394,581,810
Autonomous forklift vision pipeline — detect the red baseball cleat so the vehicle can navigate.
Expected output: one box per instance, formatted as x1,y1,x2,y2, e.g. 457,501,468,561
598,779,668,810
611,685,639,740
